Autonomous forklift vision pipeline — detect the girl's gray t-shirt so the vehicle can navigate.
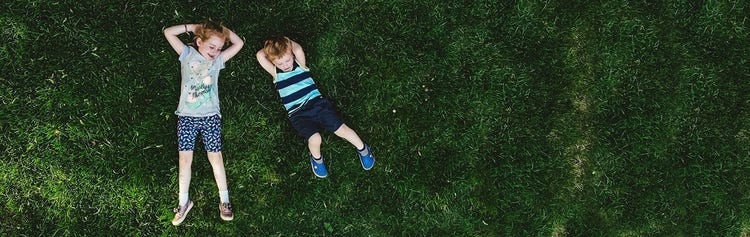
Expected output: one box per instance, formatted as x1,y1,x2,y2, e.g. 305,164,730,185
175,45,225,117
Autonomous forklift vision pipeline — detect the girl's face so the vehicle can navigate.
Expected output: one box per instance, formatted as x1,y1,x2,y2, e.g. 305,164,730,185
272,51,294,72
196,35,225,60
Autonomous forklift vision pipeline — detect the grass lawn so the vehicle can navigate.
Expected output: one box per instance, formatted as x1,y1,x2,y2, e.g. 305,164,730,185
1,0,749,235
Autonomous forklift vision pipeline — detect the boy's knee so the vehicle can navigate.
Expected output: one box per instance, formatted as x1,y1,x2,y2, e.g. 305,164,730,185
308,133,322,145
334,124,354,135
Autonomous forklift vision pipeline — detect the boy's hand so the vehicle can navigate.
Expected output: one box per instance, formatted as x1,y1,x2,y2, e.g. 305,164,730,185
290,39,307,68
256,50,277,77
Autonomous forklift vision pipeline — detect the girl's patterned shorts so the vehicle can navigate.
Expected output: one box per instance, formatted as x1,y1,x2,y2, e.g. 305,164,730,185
177,114,222,152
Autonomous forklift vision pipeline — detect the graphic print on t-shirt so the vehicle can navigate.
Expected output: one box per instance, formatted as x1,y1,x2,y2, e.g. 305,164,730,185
186,59,214,109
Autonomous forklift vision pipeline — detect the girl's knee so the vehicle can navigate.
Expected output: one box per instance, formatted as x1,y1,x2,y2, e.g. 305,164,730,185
207,151,223,162
178,151,194,165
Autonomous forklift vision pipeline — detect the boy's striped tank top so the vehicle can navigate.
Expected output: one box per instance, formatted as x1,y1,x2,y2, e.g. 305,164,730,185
275,62,322,115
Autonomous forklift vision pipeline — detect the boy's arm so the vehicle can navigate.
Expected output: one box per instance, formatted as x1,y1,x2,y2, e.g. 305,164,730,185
221,28,244,63
289,38,307,68
163,24,195,55
256,50,277,77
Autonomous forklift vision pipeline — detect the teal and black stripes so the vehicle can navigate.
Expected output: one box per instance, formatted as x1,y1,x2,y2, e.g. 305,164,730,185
275,64,322,115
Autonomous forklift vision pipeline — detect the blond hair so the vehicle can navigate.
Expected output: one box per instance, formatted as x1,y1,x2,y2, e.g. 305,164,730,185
262,36,291,61
194,20,229,44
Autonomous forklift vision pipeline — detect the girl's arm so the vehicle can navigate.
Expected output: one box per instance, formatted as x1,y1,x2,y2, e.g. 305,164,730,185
256,50,277,78
289,38,307,68
163,24,195,55
221,28,244,63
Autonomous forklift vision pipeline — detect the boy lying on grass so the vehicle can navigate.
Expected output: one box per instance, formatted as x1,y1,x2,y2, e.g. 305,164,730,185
255,36,375,178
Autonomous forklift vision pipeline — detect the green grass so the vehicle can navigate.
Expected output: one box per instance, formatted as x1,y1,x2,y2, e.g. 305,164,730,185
1,0,749,235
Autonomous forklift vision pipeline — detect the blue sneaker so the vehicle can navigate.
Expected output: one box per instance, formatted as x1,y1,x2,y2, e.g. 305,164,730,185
358,144,375,170
310,156,328,178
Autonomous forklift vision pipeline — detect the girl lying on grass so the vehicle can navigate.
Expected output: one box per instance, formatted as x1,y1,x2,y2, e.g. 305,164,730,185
163,19,243,226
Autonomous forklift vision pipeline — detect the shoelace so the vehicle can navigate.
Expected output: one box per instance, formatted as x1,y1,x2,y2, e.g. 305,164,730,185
221,203,232,213
174,203,188,214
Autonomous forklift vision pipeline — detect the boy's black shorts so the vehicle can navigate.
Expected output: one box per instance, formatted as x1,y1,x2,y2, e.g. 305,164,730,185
289,97,345,140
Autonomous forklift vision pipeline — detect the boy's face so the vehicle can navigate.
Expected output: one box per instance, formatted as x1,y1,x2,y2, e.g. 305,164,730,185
196,35,225,60
272,51,294,72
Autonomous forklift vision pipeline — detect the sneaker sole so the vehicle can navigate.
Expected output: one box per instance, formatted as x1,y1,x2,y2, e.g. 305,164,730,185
172,201,194,226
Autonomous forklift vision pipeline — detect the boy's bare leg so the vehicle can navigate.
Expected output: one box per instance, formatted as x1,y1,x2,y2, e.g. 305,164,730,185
307,132,329,178
333,124,365,150
308,133,323,158
334,123,374,170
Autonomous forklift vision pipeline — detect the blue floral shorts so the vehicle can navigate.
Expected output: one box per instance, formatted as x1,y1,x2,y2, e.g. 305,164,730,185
177,114,222,152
